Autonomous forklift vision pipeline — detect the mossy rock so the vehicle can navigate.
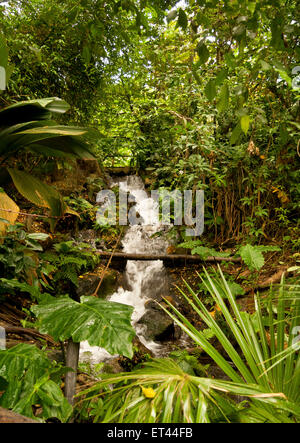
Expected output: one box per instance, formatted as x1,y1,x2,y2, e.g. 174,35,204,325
76,269,120,299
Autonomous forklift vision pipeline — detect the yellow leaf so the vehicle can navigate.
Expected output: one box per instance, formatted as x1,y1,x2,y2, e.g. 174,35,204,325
141,386,156,399
66,207,80,218
0,190,19,236
250,392,287,400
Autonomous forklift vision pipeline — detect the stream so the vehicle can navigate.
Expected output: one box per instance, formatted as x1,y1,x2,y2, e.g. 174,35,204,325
80,175,182,365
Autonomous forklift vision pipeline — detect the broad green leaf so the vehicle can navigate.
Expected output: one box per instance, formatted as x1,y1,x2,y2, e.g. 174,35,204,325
27,233,50,241
240,115,250,134
82,45,91,64
0,278,43,300
247,2,256,14
29,136,96,160
205,79,216,101
276,69,292,88
260,60,271,71
192,246,230,259
230,123,242,145
197,41,209,65
31,296,136,358
215,69,228,85
239,244,265,271
224,52,237,69
2,98,70,114
217,84,229,112
0,99,72,130
18,126,87,137
0,116,95,160
0,35,8,68
177,9,188,30
233,24,246,39
8,168,67,231
0,344,71,422
192,68,202,86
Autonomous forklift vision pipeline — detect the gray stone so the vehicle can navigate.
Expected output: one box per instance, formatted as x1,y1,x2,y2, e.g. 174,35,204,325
76,270,120,299
137,301,175,342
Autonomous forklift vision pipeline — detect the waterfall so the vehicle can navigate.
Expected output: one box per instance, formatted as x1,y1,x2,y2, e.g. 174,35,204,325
80,175,171,364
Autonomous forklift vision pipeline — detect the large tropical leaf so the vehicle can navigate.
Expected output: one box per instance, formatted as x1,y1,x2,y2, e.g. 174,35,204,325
7,168,66,214
31,296,135,358
0,121,56,156
28,136,96,160
0,344,72,422
0,98,95,160
0,189,19,235
7,168,67,231
18,126,87,137
0,98,70,126
0,122,93,159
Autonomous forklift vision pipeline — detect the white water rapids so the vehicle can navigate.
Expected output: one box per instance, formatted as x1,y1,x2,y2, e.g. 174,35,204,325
79,175,171,364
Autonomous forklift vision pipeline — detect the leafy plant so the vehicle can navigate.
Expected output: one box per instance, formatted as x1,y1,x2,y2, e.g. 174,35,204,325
78,269,300,423
77,357,298,423
64,195,96,229
0,344,72,422
42,241,100,289
0,98,95,231
0,223,49,288
31,295,136,358
163,268,300,421
178,239,231,259
238,245,281,271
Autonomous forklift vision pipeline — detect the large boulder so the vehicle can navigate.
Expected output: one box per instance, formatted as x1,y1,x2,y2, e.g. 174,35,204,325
76,268,121,299
137,300,175,342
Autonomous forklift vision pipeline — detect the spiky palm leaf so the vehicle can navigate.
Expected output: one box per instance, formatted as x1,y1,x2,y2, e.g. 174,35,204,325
77,358,299,423
77,268,300,423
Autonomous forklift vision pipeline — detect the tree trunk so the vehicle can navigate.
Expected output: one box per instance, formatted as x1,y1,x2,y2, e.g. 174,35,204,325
0,407,38,423
95,251,241,269
64,339,80,407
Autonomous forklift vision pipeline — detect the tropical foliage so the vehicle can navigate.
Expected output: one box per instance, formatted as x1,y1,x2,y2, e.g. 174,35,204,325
77,269,300,423
0,0,299,425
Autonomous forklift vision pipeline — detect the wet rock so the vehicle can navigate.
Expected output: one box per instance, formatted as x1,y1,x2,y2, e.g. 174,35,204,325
132,336,155,357
76,229,98,248
137,301,175,342
141,267,170,302
76,269,120,299
102,357,124,374
118,337,155,372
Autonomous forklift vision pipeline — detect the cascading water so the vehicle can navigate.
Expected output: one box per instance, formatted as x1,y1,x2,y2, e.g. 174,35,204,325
80,175,172,364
